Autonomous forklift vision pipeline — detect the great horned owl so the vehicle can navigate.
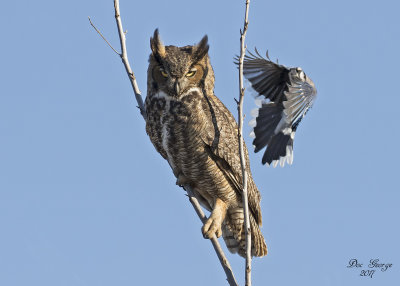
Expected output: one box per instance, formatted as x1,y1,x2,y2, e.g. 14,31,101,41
145,29,267,257
242,50,317,167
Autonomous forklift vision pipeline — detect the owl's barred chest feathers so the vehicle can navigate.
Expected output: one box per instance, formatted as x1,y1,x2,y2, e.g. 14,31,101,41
146,88,206,171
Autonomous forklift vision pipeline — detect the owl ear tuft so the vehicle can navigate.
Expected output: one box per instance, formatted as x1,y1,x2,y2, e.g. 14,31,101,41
193,35,209,62
150,29,166,59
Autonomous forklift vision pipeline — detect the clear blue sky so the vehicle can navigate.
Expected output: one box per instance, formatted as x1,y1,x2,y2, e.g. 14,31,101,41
0,0,399,285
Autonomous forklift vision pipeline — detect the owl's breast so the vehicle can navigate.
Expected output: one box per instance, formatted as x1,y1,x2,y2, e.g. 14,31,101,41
146,90,203,171
150,90,211,176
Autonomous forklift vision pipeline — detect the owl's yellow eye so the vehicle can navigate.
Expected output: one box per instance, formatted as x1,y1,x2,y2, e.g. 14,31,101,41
186,70,196,77
160,70,168,78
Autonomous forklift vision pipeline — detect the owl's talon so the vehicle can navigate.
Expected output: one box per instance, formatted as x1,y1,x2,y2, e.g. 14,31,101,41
176,174,190,187
216,227,222,238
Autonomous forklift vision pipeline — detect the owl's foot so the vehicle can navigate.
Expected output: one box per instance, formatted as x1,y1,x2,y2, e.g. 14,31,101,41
202,216,223,238
202,198,227,239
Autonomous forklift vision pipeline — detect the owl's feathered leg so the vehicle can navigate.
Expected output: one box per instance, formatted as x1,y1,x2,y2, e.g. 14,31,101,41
222,208,268,257
202,198,227,239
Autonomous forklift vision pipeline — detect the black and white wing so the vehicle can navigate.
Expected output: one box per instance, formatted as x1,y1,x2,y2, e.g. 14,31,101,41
243,50,317,167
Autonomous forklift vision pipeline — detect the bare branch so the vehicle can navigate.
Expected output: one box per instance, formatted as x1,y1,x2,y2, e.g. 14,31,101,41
114,0,146,117
237,0,252,286
91,1,238,285
88,16,120,56
185,186,238,286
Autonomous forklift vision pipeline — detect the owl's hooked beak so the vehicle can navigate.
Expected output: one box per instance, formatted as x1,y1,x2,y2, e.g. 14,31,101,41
174,79,182,95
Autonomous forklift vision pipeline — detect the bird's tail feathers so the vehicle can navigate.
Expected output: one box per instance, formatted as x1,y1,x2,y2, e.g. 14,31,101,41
250,101,295,167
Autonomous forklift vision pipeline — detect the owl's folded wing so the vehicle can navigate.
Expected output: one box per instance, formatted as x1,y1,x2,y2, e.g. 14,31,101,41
199,94,262,225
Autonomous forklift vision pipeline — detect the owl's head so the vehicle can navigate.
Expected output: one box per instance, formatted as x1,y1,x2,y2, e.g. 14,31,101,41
147,29,214,98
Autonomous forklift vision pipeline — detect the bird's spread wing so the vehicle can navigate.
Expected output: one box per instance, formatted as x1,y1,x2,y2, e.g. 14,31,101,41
242,49,317,166
282,70,317,130
242,50,289,103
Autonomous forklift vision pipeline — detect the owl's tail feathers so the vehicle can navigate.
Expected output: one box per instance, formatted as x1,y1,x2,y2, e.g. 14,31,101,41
222,207,267,258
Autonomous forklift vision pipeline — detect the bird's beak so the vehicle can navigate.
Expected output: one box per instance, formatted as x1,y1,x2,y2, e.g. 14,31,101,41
174,80,181,95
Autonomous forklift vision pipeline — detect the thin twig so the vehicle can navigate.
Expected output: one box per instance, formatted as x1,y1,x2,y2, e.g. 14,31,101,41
90,1,237,285
238,0,252,286
113,0,146,117
88,17,120,56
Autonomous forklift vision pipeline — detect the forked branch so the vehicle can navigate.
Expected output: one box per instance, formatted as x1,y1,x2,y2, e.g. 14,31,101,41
89,1,237,285
237,0,252,286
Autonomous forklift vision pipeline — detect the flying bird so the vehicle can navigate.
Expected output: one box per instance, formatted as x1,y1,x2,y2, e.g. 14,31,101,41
242,49,317,167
